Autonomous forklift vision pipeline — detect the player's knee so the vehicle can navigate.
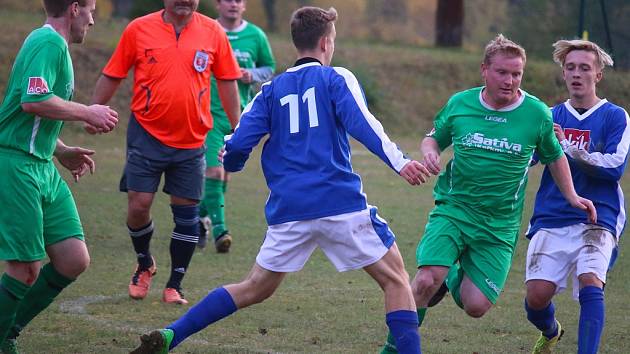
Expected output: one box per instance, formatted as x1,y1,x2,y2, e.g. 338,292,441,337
578,273,603,289
463,298,492,318
205,166,224,180
54,253,90,279
6,261,40,285
411,271,440,297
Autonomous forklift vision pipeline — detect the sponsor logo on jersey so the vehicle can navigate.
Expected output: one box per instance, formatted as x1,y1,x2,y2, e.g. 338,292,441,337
564,128,590,150
485,278,501,295
193,50,209,72
27,77,50,95
461,132,522,154
485,115,507,123
234,49,252,64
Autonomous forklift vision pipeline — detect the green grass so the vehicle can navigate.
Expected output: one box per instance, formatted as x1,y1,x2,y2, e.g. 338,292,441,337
1,8,630,354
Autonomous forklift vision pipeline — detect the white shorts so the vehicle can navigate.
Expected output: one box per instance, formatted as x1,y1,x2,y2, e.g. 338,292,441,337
525,224,616,299
256,207,395,272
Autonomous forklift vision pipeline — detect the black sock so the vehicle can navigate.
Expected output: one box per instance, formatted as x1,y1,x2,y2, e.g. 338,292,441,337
128,221,154,270
166,205,199,290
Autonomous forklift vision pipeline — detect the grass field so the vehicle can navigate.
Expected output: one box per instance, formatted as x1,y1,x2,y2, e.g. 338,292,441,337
1,8,630,354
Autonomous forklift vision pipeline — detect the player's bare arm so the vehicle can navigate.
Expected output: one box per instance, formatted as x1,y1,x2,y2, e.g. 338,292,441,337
21,95,118,133
216,79,241,129
547,155,597,223
54,139,96,182
420,136,442,175
86,74,124,134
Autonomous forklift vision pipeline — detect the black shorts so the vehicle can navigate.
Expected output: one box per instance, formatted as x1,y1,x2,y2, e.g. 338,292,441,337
119,114,206,201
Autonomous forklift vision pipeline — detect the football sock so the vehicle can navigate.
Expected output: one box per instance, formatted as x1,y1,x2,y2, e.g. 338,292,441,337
166,204,199,290
203,178,227,239
578,286,605,354
385,310,421,354
446,264,464,310
0,274,29,343
381,308,426,354
167,286,237,349
525,300,558,339
11,263,74,338
128,220,154,270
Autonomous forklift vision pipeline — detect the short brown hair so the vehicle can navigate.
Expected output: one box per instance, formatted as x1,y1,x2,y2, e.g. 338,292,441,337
483,34,526,65
552,39,614,69
43,0,87,18
290,6,337,51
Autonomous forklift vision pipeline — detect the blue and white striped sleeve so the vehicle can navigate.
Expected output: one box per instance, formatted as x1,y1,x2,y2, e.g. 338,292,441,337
223,82,271,172
331,67,410,173
563,108,630,181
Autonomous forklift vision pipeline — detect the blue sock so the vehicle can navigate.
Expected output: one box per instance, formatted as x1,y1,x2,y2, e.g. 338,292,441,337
385,310,421,354
578,286,604,354
167,287,237,349
525,300,558,338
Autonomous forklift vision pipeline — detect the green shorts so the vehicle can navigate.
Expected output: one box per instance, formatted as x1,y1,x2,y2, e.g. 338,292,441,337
0,148,84,262
416,204,518,304
205,114,232,168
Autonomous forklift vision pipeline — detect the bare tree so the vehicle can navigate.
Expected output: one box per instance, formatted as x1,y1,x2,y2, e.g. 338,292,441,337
436,0,464,47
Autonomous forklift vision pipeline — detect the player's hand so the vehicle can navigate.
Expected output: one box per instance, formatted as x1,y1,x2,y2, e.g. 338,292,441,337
553,123,566,142
399,160,431,186
55,146,96,182
569,196,597,224
83,123,100,135
239,69,253,84
84,104,118,133
421,151,441,175
218,147,226,164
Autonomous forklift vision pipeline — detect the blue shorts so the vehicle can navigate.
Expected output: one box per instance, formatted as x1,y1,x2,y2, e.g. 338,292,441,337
119,114,206,201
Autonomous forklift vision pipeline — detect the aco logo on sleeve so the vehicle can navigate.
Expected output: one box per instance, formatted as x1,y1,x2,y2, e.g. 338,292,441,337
27,77,50,95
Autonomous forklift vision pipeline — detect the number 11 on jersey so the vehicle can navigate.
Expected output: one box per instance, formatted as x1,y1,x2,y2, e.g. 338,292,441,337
280,87,319,134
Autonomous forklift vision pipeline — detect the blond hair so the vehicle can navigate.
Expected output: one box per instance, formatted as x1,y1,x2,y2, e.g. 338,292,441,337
483,34,526,65
552,39,614,69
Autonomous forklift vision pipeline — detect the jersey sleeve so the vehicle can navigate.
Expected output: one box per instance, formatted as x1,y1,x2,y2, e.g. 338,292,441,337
20,43,64,104
102,24,137,79
211,29,241,81
562,108,630,181
427,99,454,151
223,82,271,172
536,107,564,164
331,67,410,173
256,29,276,72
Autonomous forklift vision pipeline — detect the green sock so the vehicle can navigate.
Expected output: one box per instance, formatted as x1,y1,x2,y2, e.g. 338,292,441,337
10,263,74,338
446,264,465,309
203,178,227,239
380,308,427,354
0,274,30,343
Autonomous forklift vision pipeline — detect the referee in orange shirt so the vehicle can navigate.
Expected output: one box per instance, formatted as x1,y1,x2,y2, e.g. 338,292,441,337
91,0,241,305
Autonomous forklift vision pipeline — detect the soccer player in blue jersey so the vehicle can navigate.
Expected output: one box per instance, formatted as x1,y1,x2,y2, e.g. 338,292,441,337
131,6,430,354
524,40,629,354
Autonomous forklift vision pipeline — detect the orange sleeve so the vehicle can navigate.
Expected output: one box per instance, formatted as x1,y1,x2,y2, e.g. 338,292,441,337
211,29,241,80
102,24,137,79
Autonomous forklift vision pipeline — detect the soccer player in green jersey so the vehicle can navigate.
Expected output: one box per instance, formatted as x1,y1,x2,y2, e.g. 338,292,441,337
198,0,276,252
0,1,118,352
380,35,597,353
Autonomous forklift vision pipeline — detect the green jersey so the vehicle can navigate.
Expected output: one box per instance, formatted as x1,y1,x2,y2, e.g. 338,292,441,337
429,87,563,230
0,25,74,161
210,20,275,120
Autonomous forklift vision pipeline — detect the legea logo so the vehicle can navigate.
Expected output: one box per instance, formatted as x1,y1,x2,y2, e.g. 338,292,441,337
485,278,501,295
564,128,590,150
461,132,522,154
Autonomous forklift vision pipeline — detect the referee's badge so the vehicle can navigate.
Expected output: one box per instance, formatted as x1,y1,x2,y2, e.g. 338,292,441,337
194,50,209,72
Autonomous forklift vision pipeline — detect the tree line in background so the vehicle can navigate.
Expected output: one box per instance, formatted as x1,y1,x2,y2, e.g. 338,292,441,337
3,0,628,68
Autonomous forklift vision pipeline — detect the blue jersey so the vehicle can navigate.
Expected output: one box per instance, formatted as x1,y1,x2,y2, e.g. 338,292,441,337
223,59,410,225
527,100,630,238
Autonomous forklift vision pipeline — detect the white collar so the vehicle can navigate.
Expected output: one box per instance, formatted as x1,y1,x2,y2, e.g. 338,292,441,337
563,99,608,121
478,87,526,112
286,62,321,73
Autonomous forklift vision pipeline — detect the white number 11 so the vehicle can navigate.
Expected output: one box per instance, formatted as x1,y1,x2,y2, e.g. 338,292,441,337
280,87,319,134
